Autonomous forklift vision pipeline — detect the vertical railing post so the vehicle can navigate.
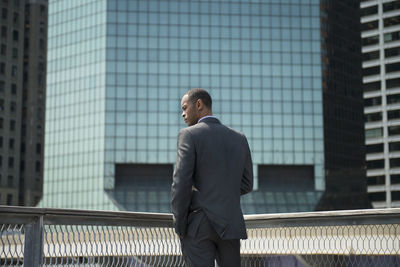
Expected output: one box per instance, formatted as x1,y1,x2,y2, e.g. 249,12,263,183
24,215,44,267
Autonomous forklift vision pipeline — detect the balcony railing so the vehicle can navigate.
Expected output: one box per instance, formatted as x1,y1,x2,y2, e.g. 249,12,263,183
0,206,400,266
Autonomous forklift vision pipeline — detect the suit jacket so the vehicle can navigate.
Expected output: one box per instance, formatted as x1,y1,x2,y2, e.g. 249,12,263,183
171,117,253,239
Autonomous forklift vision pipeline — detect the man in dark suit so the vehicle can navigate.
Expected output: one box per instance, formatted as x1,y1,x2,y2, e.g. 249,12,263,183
171,88,253,266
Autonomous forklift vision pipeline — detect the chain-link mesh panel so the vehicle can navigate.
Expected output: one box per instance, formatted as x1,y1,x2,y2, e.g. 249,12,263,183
0,224,24,266
241,224,400,266
42,225,184,266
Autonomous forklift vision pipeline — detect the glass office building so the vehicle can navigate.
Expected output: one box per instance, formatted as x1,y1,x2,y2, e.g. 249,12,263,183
42,0,327,212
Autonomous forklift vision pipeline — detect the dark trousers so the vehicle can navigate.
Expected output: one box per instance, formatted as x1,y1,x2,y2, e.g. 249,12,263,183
181,212,241,267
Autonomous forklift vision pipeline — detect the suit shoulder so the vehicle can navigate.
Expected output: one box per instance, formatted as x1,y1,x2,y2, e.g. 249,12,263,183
225,125,247,139
178,127,193,137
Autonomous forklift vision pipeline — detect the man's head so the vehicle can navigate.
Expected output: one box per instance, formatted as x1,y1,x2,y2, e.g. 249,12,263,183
181,88,212,126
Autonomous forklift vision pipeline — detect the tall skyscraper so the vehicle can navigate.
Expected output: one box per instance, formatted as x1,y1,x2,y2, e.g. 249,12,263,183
362,0,400,208
41,0,369,213
315,0,371,210
0,0,47,206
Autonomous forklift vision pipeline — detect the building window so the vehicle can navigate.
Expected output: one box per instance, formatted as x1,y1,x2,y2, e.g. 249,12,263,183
8,157,14,169
365,128,383,139
0,44,5,55
384,31,400,43
7,175,12,187
35,161,41,172
388,110,400,120
387,94,400,104
389,142,400,152
362,20,378,31
0,117,3,129
384,15,400,27
387,78,400,90
1,26,6,38
39,21,45,34
9,138,14,150
364,96,381,107
20,160,24,171
0,99,3,110
40,5,46,16
361,5,378,17
386,62,400,73
385,47,400,58
0,136,2,148
36,143,41,154
366,159,384,169
1,8,7,20
363,50,379,61
0,62,5,74
365,112,382,122
391,175,400,184
38,74,43,86
389,126,400,136
6,194,12,205
12,30,18,41
392,191,400,201
366,145,383,157
11,65,17,76
0,80,4,92
363,66,380,76
13,12,18,24
24,38,29,49
38,62,44,71
11,84,16,95
390,158,400,168
369,192,386,202
39,39,45,51
362,35,379,46
383,1,400,12
367,175,385,186
9,120,15,131
10,101,16,112
12,48,17,59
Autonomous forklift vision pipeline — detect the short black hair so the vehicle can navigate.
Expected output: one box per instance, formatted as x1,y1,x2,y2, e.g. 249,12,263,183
186,88,212,109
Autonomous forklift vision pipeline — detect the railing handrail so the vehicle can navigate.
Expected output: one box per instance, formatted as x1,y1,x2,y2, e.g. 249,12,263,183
1,205,400,227
244,208,400,227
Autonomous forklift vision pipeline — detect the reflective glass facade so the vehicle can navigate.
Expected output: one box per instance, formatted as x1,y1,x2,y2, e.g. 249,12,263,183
42,0,113,209
42,0,324,212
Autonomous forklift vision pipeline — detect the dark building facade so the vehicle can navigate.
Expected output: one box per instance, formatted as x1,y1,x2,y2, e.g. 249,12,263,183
316,0,371,210
0,0,47,206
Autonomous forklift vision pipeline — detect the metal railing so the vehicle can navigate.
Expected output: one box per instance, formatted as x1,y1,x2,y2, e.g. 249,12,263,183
1,206,400,266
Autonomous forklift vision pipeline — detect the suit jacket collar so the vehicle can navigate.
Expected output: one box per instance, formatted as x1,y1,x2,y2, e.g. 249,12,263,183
198,117,221,124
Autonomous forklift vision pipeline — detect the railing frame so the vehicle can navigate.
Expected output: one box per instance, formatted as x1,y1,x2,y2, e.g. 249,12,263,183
1,206,400,266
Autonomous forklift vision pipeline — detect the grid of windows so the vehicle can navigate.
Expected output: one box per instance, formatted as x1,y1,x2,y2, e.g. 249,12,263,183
42,0,111,210
362,0,400,208
42,0,324,212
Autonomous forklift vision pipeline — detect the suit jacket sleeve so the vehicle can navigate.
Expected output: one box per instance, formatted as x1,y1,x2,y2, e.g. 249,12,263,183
171,129,195,237
241,136,253,195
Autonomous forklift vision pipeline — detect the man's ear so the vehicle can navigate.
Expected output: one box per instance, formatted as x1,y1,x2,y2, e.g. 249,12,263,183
196,99,203,110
